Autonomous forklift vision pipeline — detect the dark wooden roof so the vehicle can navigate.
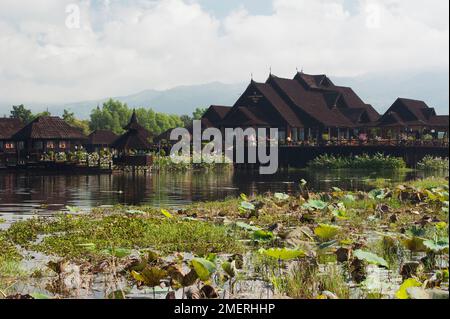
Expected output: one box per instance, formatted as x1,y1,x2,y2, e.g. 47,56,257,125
202,105,232,127
251,81,303,127
0,118,24,139
428,115,449,128
112,111,153,150
395,98,430,122
378,98,447,128
88,130,118,145
295,73,334,89
221,106,270,127
267,75,354,127
112,130,152,150
339,108,371,124
378,112,407,127
330,86,380,122
227,81,303,128
12,116,86,140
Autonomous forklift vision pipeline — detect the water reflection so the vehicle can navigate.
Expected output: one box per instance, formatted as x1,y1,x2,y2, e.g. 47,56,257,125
0,169,445,224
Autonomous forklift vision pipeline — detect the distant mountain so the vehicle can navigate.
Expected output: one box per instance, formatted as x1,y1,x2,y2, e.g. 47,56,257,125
49,82,248,119
0,70,448,119
333,70,449,115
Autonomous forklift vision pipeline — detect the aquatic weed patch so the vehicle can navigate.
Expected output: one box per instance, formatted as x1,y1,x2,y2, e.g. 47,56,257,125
5,213,243,261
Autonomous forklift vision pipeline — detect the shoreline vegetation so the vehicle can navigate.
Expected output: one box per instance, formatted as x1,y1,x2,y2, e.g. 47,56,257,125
1,177,448,300
306,153,448,171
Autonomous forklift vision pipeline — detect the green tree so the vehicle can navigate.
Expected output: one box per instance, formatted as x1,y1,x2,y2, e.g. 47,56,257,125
180,115,192,127
89,99,132,134
62,109,76,123
62,109,90,135
193,107,207,120
89,99,184,136
34,110,51,118
10,104,33,123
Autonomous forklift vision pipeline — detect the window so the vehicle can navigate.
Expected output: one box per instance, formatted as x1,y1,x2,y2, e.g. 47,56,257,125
279,129,286,142
292,128,299,142
46,141,55,149
0,141,3,150
5,142,15,150
59,141,67,149
299,128,305,141
18,142,24,150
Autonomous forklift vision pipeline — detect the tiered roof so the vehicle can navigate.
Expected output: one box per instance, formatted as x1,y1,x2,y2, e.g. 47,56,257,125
379,98,449,128
112,110,153,151
217,71,380,129
88,130,118,146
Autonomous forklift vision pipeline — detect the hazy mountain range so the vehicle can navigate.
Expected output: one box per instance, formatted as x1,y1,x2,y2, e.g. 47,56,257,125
1,70,448,119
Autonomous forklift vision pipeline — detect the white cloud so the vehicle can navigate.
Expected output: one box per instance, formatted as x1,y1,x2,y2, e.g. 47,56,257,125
0,0,448,107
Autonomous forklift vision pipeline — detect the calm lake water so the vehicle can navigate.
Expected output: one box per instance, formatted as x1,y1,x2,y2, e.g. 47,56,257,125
0,169,446,225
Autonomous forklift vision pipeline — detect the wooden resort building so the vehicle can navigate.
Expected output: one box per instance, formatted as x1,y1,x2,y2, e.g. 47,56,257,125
214,72,381,143
86,130,118,152
0,118,24,167
11,116,87,164
376,98,449,140
204,71,448,145
112,110,153,154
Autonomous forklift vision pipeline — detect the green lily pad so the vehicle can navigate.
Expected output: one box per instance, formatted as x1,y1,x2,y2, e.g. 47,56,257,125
235,221,260,232
354,250,388,268
303,199,328,210
314,224,341,241
190,258,217,281
259,248,305,260
395,278,422,299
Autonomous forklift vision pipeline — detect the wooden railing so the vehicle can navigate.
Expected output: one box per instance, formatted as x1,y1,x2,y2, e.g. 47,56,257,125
281,139,449,148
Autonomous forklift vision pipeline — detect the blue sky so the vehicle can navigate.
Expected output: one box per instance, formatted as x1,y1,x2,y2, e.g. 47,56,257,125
194,0,274,17
195,0,361,17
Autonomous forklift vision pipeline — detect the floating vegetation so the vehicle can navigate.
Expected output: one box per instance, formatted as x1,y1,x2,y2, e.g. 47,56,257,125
308,153,407,170
0,179,448,299
417,156,449,171
153,154,233,172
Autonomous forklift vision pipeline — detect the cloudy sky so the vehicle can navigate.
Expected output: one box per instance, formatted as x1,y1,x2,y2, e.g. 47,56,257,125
0,0,448,107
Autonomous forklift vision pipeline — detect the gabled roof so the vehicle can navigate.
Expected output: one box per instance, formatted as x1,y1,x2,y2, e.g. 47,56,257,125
378,111,407,127
203,105,232,127
112,130,153,151
267,75,354,127
209,105,231,119
221,106,270,127
12,116,86,140
0,118,24,139
393,98,430,122
378,98,447,128
295,72,334,89
428,115,449,128
229,81,303,128
251,81,303,127
339,108,371,124
294,72,380,122
113,112,153,150
88,130,118,145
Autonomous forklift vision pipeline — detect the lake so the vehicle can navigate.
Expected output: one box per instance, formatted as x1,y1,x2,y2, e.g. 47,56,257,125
0,169,446,226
